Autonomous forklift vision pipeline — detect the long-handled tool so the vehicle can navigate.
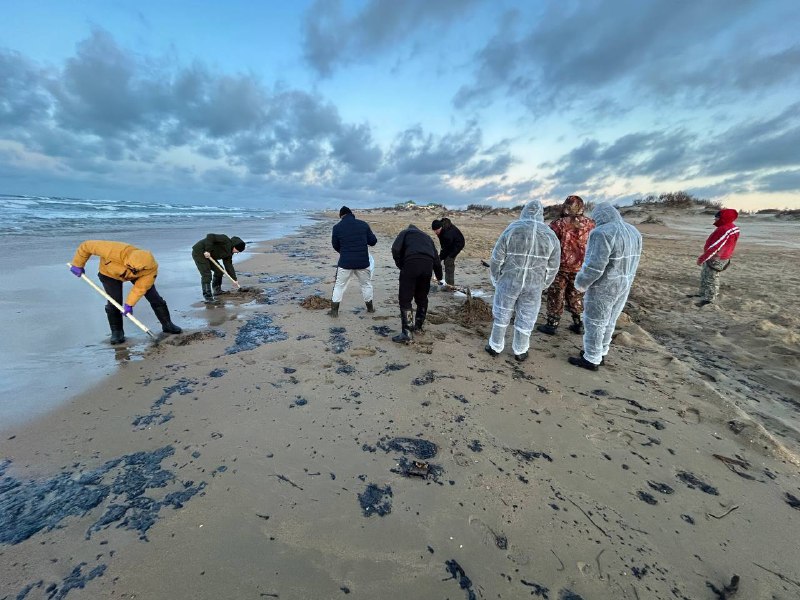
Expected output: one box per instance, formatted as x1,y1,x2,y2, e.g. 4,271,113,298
208,257,240,289
67,263,157,340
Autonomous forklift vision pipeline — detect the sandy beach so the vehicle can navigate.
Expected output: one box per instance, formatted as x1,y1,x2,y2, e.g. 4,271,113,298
2,207,799,600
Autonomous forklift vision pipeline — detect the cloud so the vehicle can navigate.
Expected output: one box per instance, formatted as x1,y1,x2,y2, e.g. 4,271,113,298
754,169,800,193
302,0,480,77
455,1,799,116
699,103,800,176
386,122,482,175
545,129,697,188
1,28,525,207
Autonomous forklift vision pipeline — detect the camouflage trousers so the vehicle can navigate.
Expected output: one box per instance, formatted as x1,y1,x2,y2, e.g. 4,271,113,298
699,258,730,302
545,271,584,324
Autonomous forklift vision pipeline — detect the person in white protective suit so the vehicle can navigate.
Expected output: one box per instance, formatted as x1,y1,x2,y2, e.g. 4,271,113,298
485,199,561,361
569,202,642,371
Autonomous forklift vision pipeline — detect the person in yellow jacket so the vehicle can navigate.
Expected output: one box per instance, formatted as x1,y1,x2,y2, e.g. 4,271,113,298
70,240,182,344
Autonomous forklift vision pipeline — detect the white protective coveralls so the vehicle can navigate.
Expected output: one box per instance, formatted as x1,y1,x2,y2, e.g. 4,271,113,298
488,199,561,355
574,202,642,365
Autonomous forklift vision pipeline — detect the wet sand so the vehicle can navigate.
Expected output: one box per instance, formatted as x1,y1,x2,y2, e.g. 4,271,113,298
1,209,799,600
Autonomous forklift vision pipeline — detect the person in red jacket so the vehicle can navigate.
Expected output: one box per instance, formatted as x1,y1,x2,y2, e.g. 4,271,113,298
537,195,595,335
695,208,740,306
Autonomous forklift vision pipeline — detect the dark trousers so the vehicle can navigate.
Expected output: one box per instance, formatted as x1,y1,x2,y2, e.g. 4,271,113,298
192,253,223,287
443,257,456,286
99,273,165,313
545,270,583,323
398,258,433,312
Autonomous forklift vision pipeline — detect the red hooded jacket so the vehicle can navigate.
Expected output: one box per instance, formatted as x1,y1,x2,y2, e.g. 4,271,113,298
698,209,740,264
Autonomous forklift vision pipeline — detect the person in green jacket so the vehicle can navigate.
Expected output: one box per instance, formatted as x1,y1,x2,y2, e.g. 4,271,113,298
191,234,245,302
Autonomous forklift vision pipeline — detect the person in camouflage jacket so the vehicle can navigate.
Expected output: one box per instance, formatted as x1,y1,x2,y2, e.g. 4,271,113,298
537,195,595,335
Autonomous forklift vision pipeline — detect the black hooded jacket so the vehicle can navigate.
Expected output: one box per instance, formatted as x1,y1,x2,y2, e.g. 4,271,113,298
192,233,244,280
391,225,443,280
437,218,465,260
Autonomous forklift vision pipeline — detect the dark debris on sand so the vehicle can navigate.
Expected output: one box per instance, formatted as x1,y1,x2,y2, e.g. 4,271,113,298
507,448,554,463
165,329,225,346
444,560,477,600
0,447,205,545
132,378,196,429
225,314,288,354
329,327,350,354
676,471,719,495
377,362,409,375
377,437,438,460
371,325,394,337
391,456,444,483
300,295,333,310
358,483,393,517
15,562,108,600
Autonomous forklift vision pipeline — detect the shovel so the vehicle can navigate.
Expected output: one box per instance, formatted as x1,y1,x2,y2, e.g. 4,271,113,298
208,257,241,289
67,263,157,340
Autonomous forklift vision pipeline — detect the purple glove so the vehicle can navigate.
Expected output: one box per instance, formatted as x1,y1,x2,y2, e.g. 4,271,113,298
70,266,85,277
123,304,133,315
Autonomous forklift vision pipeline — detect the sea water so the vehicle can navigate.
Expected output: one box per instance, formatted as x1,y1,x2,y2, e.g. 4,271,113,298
0,194,313,428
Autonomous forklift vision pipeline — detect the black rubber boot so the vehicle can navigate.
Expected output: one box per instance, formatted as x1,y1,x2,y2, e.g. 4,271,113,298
568,314,584,335
212,285,225,296
392,310,414,344
537,318,559,335
327,301,340,317
152,303,182,334
106,307,125,345
514,351,528,362
414,306,427,333
484,344,498,357
365,300,375,313
202,282,215,303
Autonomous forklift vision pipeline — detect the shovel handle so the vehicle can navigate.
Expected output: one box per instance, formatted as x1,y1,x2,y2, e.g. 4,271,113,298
67,263,157,339
208,257,240,288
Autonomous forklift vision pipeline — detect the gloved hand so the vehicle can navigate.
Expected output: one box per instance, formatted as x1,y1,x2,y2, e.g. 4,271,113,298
204,251,211,259
696,257,703,266
233,280,241,289
123,304,133,315
70,266,85,277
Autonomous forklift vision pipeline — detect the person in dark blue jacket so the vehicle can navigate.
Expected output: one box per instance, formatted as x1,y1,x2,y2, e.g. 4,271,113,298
329,206,378,317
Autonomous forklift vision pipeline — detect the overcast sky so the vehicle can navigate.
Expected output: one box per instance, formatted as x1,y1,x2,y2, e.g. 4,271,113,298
2,0,799,210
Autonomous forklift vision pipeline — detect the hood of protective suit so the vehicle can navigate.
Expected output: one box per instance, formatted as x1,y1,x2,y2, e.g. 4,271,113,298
715,208,738,225
561,195,585,216
519,200,544,223
591,202,622,226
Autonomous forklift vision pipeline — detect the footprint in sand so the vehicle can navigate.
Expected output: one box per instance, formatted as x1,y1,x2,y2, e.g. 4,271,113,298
468,515,525,562
678,407,701,424
350,347,377,357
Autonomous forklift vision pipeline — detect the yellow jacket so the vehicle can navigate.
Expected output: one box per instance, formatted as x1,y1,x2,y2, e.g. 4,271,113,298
72,240,158,306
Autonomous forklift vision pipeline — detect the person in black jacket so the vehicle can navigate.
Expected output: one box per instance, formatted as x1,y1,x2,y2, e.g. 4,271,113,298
191,234,245,302
329,206,378,317
390,224,443,343
432,218,465,286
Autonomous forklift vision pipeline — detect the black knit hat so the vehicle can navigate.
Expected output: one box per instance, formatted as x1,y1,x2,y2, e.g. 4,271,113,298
431,219,443,230
339,206,352,217
231,236,246,252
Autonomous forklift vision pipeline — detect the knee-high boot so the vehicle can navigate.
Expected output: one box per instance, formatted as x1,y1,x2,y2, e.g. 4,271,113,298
152,302,182,334
414,306,427,332
202,282,215,303
106,306,125,344
392,309,414,344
